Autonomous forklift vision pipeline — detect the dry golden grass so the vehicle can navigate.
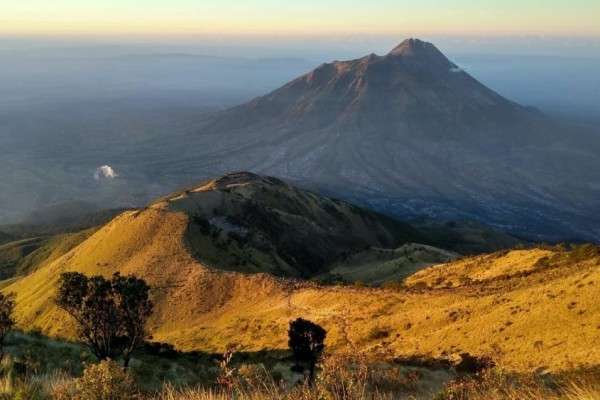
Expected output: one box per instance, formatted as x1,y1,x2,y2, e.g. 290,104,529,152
435,368,600,400
405,248,554,287
3,198,600,374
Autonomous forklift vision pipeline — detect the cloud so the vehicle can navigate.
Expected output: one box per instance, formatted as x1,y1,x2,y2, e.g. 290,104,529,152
94,165,118,181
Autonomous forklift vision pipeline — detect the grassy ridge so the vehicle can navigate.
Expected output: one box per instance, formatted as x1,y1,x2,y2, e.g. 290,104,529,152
4,203,600,372
1,174,598,375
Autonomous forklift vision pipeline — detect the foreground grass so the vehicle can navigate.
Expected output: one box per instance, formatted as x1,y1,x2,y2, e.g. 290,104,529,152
0,339,597,400
1,331,599,399
2,360,600,400
435,368,600,400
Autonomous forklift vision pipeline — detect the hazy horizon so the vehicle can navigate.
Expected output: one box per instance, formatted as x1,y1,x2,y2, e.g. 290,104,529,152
3,0,599,36
2,34,599,118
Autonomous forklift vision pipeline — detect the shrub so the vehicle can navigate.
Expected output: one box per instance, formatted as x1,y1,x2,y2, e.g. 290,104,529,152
455,353,495,374
57,360,139,400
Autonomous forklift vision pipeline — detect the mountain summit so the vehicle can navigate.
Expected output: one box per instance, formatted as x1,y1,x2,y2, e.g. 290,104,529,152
388,38,454,67
175,39,600,240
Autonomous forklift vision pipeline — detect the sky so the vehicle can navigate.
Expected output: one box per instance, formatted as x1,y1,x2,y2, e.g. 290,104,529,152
1,0,599,37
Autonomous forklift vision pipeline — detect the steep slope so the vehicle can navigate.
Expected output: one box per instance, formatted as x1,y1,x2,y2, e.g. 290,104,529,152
166,38,600,241
4,176,600,372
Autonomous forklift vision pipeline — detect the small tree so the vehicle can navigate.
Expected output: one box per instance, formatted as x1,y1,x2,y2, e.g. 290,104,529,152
111,273,153,368
0,293,15,362
56,272,153,367
288,318,326,384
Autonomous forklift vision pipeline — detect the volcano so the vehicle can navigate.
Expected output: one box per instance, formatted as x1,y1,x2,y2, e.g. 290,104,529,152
168,39,600,240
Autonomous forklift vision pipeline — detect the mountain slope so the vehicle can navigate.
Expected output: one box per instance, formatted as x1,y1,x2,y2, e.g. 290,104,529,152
153,171,424,277
4,174,600,372
5,213,600,371
167,38,600,241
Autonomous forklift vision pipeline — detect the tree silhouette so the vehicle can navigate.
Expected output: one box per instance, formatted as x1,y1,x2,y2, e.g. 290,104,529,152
111,273,153,368
0,293,15,362
288,318,326,383
56,272,153,367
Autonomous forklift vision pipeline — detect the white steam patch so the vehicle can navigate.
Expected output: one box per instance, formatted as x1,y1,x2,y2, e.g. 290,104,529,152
450,66,463,73
94,165,118,180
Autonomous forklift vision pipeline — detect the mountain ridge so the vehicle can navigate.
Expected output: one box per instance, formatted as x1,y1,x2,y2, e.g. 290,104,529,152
3,178,600,371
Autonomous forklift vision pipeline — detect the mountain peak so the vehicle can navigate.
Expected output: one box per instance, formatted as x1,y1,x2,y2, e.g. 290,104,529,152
388,38,436,56
387,38,452,69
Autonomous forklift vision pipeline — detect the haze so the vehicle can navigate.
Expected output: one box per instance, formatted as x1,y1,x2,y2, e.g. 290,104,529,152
2,0,600,36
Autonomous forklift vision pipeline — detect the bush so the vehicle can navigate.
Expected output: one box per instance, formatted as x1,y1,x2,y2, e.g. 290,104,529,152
455,353,495,374
54,360,139,400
